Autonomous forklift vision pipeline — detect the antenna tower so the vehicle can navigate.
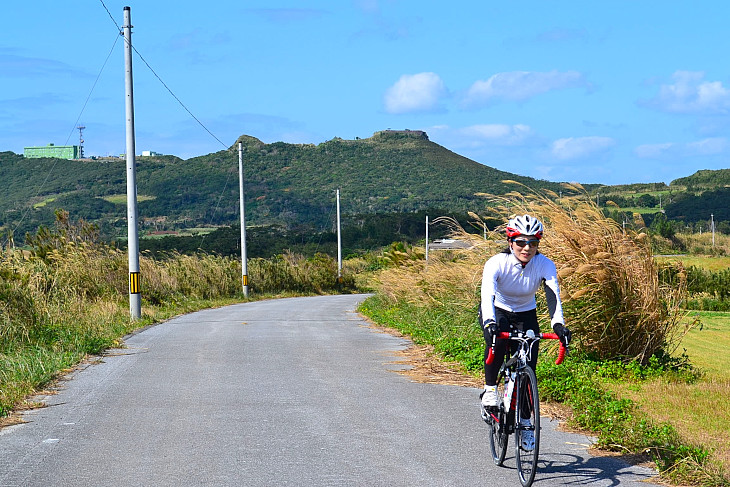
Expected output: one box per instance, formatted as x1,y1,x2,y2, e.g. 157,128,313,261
77,125,85,159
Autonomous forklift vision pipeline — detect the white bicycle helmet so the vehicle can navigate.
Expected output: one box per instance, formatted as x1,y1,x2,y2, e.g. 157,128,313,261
505,214,544,239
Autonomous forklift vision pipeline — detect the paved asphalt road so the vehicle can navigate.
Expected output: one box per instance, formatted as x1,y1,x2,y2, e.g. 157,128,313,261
0,294,659,486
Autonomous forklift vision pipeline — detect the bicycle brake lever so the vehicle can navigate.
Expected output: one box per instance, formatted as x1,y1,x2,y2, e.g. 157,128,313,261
485,334,496,365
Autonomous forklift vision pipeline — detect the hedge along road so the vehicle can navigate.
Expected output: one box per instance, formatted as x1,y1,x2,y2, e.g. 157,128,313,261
0,294,659,486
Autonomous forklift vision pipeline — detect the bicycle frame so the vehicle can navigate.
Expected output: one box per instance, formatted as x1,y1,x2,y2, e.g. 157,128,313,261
484,330,567,487
485,329,565,424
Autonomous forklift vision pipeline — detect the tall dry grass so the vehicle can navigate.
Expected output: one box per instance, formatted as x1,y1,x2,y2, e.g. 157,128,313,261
477,183,693,363
1,214,355,416
677,231,730,257
375,182,693,364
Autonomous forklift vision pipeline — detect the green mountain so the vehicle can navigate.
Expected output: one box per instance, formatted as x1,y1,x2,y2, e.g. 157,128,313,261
0,130,568,240
4,130,730,249
670,169,730,190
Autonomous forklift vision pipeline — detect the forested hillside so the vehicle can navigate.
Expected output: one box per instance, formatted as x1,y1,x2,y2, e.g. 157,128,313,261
0,131,566,241
589,169,730,232
4,131,730,251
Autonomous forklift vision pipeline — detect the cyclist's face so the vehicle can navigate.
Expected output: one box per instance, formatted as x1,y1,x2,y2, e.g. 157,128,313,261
510,237,539,263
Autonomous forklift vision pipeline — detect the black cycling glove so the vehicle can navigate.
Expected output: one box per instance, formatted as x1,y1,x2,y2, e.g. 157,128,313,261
482,319,498,343
553,323,572,347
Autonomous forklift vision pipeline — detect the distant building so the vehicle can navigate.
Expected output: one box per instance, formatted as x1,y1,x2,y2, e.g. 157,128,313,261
141,150,162,157
379,129,429,140
429,239,473,250
24,143,80,159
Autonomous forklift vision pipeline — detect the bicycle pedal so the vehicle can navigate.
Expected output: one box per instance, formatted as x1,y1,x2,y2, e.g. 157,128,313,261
481,406,499,423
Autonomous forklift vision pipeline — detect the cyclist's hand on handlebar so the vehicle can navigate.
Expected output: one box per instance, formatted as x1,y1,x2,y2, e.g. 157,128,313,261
553,323,572,348
482,319,498,343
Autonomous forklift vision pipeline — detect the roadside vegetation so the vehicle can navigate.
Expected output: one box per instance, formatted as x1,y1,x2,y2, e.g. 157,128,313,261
0,210,355,420
3,186,730,486
359,184,730,486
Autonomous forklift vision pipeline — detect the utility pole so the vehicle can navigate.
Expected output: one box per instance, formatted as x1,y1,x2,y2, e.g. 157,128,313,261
123,6,141,319
711,214,715,248
336,189,342,282
425,215,429,262
238,143,249,297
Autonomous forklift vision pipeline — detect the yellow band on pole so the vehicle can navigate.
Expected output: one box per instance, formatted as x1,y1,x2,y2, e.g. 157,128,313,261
242,275,248,286
129,272,141,294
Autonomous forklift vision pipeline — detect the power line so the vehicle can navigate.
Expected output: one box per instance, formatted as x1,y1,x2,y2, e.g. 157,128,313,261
104,0,232,251
98,0,120,31
64,33,120,146
129,46,228,149
99,0,227,149
1,32,120,249
101,0,233,238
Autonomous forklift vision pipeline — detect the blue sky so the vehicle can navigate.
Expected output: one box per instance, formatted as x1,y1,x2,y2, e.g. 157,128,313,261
2,1,730,185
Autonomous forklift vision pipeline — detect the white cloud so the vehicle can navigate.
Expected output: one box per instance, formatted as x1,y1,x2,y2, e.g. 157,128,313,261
457,124,534,146
551,136,615,160
645,71,730,114
462,70,586,108
0,53,88,78
634,143,675,158
384,72,446,114
687,137,729,155
635,137,729,159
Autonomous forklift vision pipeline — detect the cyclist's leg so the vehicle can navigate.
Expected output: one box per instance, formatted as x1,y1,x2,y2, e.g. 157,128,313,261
484,308,512,385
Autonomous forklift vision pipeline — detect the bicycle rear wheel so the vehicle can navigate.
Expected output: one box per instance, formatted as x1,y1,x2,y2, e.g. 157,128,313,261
488,371,509,465
515,366,540,487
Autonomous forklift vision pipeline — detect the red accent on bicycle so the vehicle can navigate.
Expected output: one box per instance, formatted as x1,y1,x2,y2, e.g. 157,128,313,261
486,331,567,365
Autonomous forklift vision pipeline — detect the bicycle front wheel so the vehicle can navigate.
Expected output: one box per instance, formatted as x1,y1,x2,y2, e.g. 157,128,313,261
515,366,540,487
488,371,509,466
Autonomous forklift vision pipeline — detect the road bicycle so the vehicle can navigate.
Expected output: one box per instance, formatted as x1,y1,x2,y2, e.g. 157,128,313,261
482,329,567,487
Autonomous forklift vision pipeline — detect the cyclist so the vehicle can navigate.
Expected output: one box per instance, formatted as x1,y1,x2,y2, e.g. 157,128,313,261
479,214,571,450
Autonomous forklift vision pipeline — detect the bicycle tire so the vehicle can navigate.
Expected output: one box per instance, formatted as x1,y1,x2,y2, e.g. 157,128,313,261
488,369,509,466
515,365,540,487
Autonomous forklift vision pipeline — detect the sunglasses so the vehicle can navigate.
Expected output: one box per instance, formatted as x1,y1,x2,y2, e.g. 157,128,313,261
512,238,540,248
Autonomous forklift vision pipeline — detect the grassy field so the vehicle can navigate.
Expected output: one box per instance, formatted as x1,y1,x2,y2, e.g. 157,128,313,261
656,255,730,272
682,311,730,379
618,310,730,468
32,192,76,208
609,206,664,215
615,250,730,472
101,194,156,204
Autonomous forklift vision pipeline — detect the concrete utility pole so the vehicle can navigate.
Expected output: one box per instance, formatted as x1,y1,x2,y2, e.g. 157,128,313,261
711,214,715,248
123,6,141,319
238,143,249,297
425,215,429,262
336,189,342,281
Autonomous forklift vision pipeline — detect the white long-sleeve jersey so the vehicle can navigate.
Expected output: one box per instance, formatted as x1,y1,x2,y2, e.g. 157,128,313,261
480,251,565,328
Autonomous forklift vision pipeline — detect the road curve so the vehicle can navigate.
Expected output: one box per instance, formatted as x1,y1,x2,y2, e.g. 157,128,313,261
0,294,659,486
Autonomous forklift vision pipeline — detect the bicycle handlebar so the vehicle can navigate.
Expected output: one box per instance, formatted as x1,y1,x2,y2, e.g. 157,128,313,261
485,331,567,366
